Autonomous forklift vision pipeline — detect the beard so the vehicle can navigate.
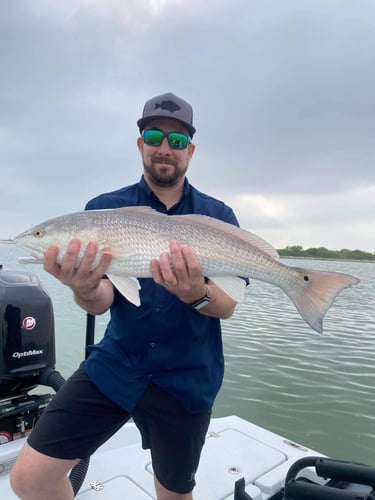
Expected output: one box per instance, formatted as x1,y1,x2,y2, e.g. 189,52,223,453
143,156,188,188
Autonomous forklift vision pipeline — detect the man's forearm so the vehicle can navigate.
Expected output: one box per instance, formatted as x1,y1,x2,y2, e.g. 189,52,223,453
196,282,237,320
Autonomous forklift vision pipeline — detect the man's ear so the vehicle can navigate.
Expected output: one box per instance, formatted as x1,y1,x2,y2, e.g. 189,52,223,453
136,136,143,153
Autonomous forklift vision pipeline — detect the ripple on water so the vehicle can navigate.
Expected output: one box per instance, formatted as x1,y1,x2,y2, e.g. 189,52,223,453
216,259,375,465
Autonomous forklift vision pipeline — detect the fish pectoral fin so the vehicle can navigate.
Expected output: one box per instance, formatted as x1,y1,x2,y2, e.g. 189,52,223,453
107,274,141,306
100,246,138,258
97,237,129,256
209,276,247,303
97,240,117,256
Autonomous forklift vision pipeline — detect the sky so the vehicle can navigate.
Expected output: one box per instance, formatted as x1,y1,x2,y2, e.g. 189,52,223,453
1,0,374,252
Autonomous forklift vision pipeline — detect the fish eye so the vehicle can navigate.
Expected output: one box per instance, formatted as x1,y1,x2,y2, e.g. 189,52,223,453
33,228,44,238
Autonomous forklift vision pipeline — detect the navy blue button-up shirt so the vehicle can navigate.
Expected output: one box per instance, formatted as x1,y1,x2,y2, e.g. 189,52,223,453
85,176,243,414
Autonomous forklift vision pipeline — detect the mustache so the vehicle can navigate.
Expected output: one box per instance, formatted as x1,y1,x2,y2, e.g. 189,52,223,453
151,155,176,165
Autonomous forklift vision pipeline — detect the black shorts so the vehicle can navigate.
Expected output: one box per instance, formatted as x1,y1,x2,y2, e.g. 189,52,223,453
27,363,211,494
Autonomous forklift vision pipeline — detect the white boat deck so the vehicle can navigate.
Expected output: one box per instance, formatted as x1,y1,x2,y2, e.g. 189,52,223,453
0,415,324,499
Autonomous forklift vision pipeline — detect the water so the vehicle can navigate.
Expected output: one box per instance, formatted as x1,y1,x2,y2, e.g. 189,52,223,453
1,246,374,466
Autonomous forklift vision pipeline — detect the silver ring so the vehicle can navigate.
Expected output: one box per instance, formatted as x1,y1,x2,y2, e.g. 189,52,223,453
164,279,177,286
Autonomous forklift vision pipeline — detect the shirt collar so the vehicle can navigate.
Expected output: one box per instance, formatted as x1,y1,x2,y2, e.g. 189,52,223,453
139,175,191,212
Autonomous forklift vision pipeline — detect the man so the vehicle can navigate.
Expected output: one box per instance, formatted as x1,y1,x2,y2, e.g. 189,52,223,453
11,92,246,500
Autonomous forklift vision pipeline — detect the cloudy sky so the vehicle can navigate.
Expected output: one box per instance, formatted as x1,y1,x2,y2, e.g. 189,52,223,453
1,0,374,252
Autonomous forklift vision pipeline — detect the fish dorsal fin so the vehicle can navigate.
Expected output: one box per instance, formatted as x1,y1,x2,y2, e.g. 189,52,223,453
114,206,159,214
175,214,279,259
106,207,278,259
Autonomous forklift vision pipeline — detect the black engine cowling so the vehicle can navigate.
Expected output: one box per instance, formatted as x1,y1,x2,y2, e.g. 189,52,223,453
0,267,55,397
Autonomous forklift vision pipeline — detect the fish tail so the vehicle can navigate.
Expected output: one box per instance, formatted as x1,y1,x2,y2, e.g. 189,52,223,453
284,267,360,333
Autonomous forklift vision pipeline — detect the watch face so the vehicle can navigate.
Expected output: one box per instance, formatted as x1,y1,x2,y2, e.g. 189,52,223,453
193,297,210,310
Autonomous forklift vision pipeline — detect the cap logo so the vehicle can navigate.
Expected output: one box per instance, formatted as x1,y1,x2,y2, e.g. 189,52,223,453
154,100,181,113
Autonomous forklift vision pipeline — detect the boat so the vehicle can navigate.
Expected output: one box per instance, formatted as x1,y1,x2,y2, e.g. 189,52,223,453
1,267,374,499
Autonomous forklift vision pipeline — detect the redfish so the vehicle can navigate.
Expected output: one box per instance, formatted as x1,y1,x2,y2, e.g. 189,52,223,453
12,206,360,333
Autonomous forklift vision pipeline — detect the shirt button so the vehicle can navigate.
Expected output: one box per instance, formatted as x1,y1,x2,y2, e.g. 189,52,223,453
155,308,160,313
149,342,156,348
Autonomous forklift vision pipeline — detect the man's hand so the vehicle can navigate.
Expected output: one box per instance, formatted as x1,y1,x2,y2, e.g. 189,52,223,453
44,238,114,314
150,240,237,319
150,240,206,304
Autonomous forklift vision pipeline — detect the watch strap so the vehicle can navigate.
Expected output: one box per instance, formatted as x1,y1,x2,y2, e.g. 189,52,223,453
190,288,211,310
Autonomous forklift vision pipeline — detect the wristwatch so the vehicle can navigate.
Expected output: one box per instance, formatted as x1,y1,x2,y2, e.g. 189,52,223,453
190,288,211,310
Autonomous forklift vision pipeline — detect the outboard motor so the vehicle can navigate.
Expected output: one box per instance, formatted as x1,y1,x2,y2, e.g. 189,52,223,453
0,267,55,396
0,266,56,444
0,266,89,495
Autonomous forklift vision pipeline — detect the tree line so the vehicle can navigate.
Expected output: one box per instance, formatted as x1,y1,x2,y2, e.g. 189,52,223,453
277,245,375,261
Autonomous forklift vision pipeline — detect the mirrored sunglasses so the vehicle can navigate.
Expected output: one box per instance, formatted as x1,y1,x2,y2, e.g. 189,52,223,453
142,129,190,150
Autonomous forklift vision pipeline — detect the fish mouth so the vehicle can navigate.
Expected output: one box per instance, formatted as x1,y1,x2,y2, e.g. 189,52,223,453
18,255,43,264
18,248,44,263
13,231,45,263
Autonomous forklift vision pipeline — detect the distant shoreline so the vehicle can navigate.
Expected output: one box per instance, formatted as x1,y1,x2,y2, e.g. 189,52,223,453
280,256,375,263
277,245,374,262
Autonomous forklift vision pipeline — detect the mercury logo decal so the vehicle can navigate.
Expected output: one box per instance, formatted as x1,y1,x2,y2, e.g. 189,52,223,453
22,316,36,330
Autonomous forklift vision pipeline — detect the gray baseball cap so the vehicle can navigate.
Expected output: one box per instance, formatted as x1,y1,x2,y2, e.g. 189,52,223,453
137,92,196,137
